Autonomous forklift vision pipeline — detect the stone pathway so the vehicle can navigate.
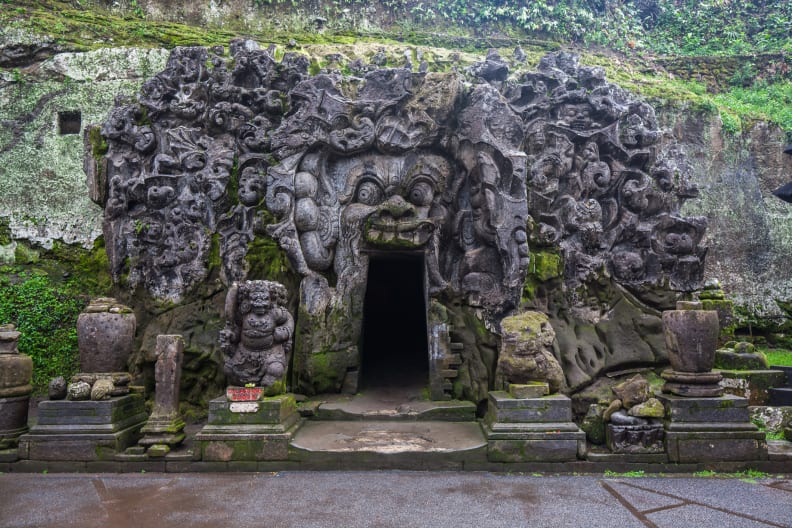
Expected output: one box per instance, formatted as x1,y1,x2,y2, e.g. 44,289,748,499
1,472,789,527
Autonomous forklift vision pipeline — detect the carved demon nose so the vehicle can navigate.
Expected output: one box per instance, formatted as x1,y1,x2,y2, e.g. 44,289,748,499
379,195,416,220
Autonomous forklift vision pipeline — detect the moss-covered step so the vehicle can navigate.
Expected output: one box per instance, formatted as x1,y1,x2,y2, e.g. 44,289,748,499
717,369,786,405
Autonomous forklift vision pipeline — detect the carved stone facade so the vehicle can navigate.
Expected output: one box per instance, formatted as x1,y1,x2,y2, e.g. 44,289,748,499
91,42,706,400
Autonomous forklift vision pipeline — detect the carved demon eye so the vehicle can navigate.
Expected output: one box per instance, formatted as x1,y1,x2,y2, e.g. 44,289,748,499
355,181,384,206
407,181,434,207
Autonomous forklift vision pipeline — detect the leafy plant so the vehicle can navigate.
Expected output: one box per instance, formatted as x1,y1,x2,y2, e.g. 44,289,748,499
0,272,87,393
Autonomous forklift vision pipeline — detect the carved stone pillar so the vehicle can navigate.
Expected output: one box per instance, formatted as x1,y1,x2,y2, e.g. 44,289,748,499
139,335,186,456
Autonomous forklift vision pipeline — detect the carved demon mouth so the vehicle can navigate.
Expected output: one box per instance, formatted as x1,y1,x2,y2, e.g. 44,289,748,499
364,215,436,248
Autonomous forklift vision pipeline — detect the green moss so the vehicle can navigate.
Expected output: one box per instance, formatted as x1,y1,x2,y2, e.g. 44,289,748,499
0,271,86,393
0,218,12,246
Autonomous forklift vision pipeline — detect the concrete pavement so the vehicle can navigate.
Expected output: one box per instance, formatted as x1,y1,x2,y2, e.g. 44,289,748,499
1,471,790,528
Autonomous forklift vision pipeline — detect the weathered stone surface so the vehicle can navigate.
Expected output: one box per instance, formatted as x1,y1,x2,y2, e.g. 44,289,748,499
220,281,293,391
77,298,136,373
0,326,33,398
140,335,186,448
609,410,648,426
508,382,549,399
663,303,719,373
602,399,622,421
0,326,31,448
718,369,786,405
580,403,606,445
612,375,652,408
606,422,664,454
659,394,751,424
48,377,67,400
750,406,792,436
486,392,573,424
714,345,769,370
497,312,565,393
628,397,664,418
19,394,147,461
90,379,114,400
67,381,91,401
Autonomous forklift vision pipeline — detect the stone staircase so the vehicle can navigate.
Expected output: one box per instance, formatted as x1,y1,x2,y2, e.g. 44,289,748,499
768,365,792,406
289,386,488,469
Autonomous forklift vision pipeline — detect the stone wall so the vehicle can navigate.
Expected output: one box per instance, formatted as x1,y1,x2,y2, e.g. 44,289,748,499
0,47,168,251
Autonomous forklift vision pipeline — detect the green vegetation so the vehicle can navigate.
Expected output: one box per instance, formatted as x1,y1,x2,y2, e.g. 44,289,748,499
603,470,646,477
761,348,792,367
0,271,86,392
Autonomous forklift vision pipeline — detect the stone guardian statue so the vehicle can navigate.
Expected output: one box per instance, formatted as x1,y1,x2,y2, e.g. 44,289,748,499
220,280,293,393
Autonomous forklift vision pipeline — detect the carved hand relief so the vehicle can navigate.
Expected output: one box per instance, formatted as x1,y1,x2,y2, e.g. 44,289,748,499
94,43,705,332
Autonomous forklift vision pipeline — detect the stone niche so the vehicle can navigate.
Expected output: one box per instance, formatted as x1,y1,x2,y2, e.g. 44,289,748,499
88,41,705,404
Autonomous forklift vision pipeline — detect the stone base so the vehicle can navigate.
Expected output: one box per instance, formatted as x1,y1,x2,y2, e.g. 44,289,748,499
605,423,664,454
196,394,301,462
662,369,723,397
717,369,786,405
139,415,186,447
658,394,768,463
0,395,30,448
18,394,147,461
484,391,584,462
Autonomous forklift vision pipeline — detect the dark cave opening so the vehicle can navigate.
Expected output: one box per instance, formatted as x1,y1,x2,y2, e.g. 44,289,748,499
361,253,429,389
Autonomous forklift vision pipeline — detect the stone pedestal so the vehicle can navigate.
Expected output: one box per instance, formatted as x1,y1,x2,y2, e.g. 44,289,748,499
0,326,33,450
139,335,186,454
484,390,585,462
18,394,147,461
196,394,301,461
659,394,767,463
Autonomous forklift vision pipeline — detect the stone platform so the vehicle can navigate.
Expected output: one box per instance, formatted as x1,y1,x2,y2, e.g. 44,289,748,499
195,395,301,462
659,394,768,463
18,394,147,461
484,391,585,463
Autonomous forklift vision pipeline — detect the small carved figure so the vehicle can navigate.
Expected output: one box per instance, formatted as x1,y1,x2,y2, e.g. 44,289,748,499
220,280,294,389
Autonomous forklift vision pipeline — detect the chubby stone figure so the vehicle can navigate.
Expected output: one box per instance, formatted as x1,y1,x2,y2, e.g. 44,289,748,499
219,280,294,390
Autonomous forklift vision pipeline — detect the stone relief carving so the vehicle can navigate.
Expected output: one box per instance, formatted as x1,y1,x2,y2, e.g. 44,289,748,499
91,43,707,397
220,280,294,390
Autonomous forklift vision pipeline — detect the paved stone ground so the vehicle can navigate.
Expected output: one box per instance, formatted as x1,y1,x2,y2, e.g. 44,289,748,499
1,471,790,528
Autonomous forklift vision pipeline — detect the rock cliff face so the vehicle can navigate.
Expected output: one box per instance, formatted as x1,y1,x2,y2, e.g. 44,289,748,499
661,108,792,323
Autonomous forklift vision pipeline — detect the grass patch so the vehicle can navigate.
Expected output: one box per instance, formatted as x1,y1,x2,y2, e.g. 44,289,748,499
763,348,792,367
603,470,645,478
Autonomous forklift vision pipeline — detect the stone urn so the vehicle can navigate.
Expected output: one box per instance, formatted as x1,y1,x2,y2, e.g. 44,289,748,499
661,301,723,397
77,298,136,373
0,324,33,449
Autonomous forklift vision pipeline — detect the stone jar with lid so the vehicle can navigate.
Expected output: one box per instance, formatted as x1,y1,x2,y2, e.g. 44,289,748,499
77,298,136,373
0,324,33,449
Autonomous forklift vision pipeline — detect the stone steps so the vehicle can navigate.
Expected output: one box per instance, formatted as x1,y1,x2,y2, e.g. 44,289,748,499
768,365,792,405
308,398,477,422
768,387,792,406
289,420,488,468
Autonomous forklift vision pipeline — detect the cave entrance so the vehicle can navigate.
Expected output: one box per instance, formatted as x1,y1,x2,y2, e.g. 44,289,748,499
361,253,429,390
